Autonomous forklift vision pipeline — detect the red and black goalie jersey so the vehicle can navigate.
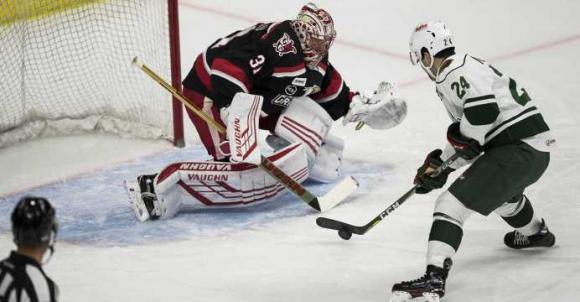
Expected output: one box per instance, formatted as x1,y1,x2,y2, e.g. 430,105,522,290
182,20,354,120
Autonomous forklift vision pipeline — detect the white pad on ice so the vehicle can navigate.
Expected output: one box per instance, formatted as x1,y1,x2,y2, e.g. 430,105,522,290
125,180,150,222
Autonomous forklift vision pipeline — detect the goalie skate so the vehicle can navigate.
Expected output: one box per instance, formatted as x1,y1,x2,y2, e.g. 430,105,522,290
125,174,161,222
125,180,150,222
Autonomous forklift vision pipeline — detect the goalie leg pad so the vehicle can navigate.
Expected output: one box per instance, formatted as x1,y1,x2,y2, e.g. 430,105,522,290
153,143,309,218
309,134,344,183
274,96,333,166
227,93,264,165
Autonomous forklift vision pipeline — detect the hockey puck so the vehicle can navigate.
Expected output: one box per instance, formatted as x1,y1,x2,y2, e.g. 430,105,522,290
338,228,352,240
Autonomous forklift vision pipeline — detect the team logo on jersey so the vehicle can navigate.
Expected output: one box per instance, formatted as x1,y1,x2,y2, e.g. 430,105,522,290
285,85,298,96
273,33,297,57
272,94,292,107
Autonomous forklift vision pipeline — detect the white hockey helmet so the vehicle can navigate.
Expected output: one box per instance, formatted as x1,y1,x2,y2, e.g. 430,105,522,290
409,21,454,67
292,3,336,68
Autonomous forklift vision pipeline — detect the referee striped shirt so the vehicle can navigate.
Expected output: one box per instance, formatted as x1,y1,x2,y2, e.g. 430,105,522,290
0,252,58,302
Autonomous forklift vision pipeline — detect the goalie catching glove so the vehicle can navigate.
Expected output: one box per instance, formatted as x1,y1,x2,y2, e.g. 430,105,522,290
342,81,407,129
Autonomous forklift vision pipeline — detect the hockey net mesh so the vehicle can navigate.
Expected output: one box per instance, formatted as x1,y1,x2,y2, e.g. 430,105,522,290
0,0,174,148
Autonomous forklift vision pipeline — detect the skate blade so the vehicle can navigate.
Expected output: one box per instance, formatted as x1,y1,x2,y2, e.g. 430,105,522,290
124,180,150,222
389,292,441,302
390,291,412,302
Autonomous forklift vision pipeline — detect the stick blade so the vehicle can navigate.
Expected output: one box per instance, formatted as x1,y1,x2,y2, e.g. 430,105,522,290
317,176,359,212
316,217,345,230
316,217,366,235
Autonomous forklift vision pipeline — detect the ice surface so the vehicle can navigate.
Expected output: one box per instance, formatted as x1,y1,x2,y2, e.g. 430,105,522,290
1,0,580,301
0,145,381,246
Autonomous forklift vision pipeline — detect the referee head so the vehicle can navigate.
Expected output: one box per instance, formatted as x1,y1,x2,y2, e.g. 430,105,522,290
0,196,59,302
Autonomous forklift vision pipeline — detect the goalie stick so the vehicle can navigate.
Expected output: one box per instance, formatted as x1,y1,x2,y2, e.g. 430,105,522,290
132,57,358,212
316,153,461,239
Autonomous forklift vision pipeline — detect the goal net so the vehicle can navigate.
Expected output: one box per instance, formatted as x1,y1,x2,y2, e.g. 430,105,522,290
0,0,183,148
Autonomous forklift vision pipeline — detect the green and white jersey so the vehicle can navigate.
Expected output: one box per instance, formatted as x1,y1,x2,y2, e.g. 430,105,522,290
435,53,553,164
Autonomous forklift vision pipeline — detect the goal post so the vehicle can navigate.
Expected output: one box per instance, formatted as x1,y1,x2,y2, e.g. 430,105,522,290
0,0,184,148
168,0,184,147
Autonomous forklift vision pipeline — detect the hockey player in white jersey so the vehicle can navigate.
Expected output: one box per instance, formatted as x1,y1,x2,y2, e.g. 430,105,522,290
389,21,556,302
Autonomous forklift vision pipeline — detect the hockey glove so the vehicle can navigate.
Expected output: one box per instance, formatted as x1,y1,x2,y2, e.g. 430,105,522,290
414,149,455,194
447,122,483,160
342,82,407,129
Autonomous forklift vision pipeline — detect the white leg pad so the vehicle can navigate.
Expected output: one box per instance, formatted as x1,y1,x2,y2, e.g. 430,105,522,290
274,96,333,165
153,143,309,219
227,92,263,165
309,134,344,183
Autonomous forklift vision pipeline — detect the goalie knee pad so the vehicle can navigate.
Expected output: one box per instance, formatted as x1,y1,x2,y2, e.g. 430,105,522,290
273,96,333,165
266,133,344,183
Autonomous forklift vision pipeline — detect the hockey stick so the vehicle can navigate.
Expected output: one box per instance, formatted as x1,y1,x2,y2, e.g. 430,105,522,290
316,153,461,239
132,57,358,212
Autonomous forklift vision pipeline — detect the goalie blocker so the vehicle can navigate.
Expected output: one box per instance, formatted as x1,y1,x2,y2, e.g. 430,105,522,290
126,142,309,221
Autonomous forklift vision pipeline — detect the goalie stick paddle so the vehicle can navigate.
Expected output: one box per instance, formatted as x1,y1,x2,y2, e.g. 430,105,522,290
316,153,461,239
132,57,358,212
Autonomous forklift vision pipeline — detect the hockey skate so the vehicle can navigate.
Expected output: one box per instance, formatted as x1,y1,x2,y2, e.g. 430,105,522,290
125,174,161,222
504,219,555,249
390,259,452,302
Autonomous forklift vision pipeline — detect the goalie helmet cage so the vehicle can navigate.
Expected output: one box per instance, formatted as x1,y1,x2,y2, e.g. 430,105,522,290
0,0,184,148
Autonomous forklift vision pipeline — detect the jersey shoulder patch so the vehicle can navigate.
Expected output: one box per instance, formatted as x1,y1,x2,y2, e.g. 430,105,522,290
262,21,301,57
272,32,298,57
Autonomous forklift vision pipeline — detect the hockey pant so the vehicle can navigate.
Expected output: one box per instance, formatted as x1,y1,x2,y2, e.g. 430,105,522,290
151,142,309,219
426,142,549,267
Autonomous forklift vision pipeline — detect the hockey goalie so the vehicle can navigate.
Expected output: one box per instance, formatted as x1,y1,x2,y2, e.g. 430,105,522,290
126,3,407,221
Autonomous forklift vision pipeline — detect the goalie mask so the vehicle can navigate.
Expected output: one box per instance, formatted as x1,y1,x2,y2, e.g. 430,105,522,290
292,3,336,69
409,21,454,79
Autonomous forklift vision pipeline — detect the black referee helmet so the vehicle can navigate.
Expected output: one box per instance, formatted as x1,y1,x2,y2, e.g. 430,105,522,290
11,196,58,247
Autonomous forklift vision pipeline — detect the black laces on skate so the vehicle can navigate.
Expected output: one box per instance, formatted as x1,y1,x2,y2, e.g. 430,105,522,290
401,274,428,285
513,231,530,246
